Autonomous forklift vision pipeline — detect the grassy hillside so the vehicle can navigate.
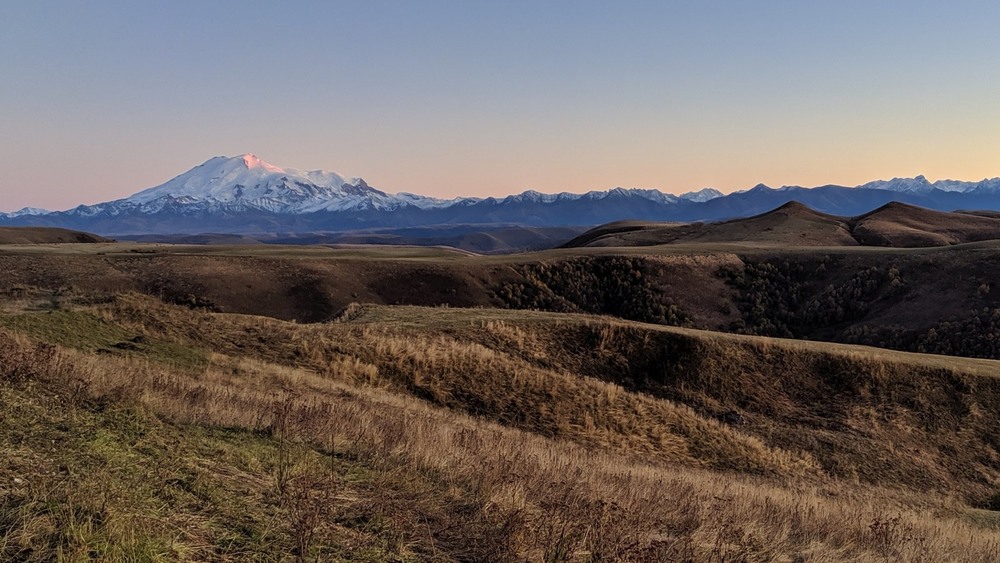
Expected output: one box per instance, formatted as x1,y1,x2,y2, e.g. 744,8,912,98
4,294,1000,560
498,250,1000,361
119,225,587,254
0,226,111,245
6,241,1000,360
563,201,1000,249
563,202,858,248
94,296,1000,498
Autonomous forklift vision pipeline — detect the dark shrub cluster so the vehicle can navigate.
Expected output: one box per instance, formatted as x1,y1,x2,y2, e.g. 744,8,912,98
845,307,1000,360
722,258,905,338
497,257,691,326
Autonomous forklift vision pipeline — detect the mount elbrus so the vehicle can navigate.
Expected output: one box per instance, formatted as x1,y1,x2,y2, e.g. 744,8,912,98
5,154,1000,235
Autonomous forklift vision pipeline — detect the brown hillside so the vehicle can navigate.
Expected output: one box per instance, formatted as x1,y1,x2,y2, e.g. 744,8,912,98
11,242,1000,361
566,201,1000,249
0,226,111,244
120,225,586,254
853,201,1000,247
0,249,510,322
558,220,687,247
94,296,1000,500
7,298,1000,560
289,225,586,253
683,201,858,246
12,293,1000,504
565,202,858,248
6,244,1000,559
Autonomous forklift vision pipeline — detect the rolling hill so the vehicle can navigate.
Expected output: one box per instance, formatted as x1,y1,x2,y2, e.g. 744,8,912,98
6,234,1000,558
853,202,1000,246
4,293,1000,560
564,201,1000,248
118,225,587,254
5,239,1000,363
0,226,111,244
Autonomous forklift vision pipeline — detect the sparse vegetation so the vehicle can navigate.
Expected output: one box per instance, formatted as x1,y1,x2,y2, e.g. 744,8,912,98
722,258,906,337
720,255,1000,360
497,256,691,326
8,237,1000,559
8,241,1000,364
845,307,1000,359
4,292,1000,560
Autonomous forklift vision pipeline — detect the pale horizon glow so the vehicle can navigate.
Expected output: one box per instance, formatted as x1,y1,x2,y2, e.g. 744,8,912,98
2,1,1000,212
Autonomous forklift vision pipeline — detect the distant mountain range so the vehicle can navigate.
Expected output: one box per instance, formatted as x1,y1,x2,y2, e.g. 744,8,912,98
4,154,1000,236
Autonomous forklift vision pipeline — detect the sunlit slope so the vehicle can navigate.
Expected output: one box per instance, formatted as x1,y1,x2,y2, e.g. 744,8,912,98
5,296,1000,560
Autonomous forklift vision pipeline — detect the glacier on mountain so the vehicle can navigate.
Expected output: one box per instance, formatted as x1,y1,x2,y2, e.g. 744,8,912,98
48,154,732,219
6,154,1000,236
858,175,1000,194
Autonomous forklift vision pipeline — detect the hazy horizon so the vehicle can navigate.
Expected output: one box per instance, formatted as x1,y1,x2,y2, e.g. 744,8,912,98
3,1,999,211
8,149,1000,213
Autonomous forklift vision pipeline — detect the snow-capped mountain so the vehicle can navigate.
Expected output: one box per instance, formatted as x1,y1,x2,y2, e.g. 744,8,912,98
0,207,51,218
679,188,724,202
4,154,1000,236
18,153,728,227
497,188,679,205
128,154,361,210
858,175,1000,194
65,154,449,217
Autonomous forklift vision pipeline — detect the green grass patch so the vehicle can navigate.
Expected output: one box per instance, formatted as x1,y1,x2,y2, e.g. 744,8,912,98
0,310,130,351
965,508,1000,531
139,339,208,371
0,309,208,371
0,371,418,562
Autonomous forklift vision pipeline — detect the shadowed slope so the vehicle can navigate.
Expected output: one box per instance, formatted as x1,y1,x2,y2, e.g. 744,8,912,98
79,295,1000,502
565,201,1000,248
0,226,111,244
7,301,1000,560
564,202,856,247
853,202,1000,247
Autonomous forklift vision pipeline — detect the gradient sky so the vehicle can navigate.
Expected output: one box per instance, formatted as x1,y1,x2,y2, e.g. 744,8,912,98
2,1,999,211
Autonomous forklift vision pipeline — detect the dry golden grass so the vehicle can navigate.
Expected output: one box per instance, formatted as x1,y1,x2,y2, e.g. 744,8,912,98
0,328,997,560
91,297,820,477
94,296,1000,496
4,295,1000,560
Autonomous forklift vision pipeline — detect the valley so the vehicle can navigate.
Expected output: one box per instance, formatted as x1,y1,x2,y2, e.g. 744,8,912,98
5,225,1000,359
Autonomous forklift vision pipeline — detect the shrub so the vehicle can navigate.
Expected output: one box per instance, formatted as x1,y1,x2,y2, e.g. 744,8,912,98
497,257,691,326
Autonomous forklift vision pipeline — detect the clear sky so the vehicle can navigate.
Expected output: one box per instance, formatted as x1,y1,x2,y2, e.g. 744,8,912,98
2,1,999,211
